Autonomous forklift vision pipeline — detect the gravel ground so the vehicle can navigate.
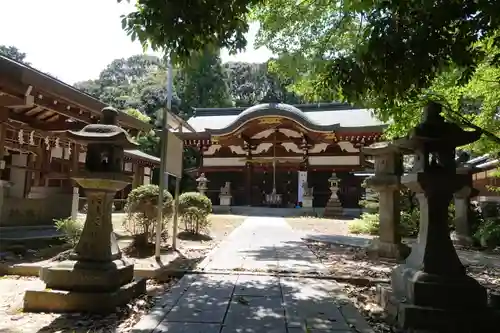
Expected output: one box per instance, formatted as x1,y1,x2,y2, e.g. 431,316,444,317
0,276,179,333
307,240,500,333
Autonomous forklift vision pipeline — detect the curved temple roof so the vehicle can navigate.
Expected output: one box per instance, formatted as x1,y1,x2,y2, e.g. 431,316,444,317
187,102,386,135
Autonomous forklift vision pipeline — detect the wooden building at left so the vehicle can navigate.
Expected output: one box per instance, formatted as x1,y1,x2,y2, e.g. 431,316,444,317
0,55,159,227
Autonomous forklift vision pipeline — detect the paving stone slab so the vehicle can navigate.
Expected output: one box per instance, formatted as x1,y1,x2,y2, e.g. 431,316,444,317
132,275,199,333
220,326,287,333
164,294,230,323
234,274,281,297
287,328,353,333
153,322,222,333
186,274,238,299
224,295,285,328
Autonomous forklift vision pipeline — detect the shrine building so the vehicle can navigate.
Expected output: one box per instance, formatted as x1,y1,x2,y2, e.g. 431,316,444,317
0,55,161,227
180,103,386,213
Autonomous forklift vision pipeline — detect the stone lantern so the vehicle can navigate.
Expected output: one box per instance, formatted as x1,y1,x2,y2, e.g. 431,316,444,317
362,142,410,259
24,107,146,313
324,172,342,217
196,172,209,196
378,102,492,331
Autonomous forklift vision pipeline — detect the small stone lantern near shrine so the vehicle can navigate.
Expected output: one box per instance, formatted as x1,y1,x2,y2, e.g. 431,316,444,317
363,142,410,260
324,172,342,217
24,107,146,313
378,102,493,331
301,181,314,208
219,181,232,206
196,172,209,196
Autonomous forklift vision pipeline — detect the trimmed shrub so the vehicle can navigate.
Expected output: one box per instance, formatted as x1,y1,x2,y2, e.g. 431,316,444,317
178,192,212,234
54,217,83,247
348,213,380,235
125,184,173,246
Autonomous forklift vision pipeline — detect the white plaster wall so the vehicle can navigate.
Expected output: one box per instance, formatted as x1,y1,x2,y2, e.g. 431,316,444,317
79,152,86,163
51,146,63,159
143,175,151,185
10,154,28,198
203,157,246,167
308,156,359,166
124,162,133,172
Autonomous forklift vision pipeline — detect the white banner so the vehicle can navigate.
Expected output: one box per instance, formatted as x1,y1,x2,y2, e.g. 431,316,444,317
165,131,184,178
297,171,307,203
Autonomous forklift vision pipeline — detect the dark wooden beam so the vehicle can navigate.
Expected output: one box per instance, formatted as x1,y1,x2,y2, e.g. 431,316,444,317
0,94,25,107
5,108,84,131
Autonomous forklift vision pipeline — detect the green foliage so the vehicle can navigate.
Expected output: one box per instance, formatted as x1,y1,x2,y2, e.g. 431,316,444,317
125,108,151,122
176,47,233,109
54,217,83,247
178,192,212,234
348,213,380,235
0,45,29,64
474,217,500,249
118,0,259,59
125,184,173,243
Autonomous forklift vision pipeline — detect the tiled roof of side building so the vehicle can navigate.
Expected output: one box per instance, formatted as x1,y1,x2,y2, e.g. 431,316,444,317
187,102,386,132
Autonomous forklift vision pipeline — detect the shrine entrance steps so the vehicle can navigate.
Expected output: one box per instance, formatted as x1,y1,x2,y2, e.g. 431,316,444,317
132,217,374,333
212,205,363,217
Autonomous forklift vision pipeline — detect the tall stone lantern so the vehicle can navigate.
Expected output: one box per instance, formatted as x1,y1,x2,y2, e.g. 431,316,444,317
24,107,146,313
196,172,209,196
379,102,491,331
363,142,410,259
324,172,342,217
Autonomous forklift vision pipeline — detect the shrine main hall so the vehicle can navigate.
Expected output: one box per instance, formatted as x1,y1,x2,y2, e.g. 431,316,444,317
180,103,385,212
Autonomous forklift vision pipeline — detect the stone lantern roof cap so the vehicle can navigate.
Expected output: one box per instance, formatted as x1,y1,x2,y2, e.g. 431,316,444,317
394,102,482,151
66,107,139,149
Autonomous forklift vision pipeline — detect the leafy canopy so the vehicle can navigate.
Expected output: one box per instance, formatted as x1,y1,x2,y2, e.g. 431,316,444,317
118,0,260,59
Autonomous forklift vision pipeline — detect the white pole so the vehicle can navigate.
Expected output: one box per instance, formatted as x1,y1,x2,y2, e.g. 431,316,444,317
155,54,173,259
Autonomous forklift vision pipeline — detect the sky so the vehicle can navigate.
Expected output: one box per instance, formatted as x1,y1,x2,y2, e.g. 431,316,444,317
0,0,273,84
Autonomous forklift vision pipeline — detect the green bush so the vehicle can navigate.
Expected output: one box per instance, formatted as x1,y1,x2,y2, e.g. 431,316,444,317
125,184,173,245
178,192,212,234
54,217,83,247
473,217,500,249
400,210,420,237
348,213,380,235
349,210,421,237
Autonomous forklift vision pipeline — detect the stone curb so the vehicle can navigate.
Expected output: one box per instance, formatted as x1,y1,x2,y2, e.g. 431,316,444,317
0,262,182,281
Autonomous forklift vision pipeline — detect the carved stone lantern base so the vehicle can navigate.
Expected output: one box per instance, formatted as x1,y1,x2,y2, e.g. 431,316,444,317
302,195,313,208
324,198,342,217
367,238,410,260
380,172,491,331
24,176,146,313
219,194,232,206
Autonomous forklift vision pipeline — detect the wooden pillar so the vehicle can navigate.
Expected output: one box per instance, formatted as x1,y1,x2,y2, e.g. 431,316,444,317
133,164,144,188
70,143,80,176
0,122,6,169
198,143,204,175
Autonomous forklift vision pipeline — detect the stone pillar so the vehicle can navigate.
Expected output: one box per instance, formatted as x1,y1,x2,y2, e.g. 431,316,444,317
219,182,232,206
453,166,479,247
378,102,491,332
70,187,79,221
363,143,410,259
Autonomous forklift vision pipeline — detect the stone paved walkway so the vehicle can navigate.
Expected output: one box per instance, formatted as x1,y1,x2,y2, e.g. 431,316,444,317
132,217,374,333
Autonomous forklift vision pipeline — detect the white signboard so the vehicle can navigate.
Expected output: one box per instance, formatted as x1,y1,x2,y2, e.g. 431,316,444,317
165,131,184,178
297,171,307,203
